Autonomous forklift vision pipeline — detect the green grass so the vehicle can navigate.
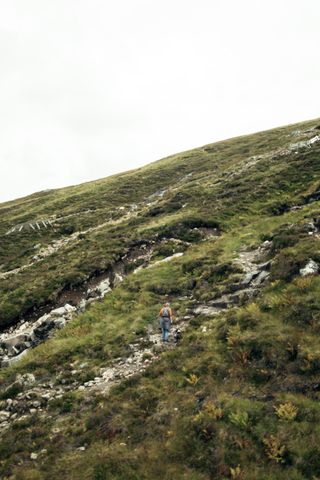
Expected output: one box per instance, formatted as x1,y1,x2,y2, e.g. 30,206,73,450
0,118,320,479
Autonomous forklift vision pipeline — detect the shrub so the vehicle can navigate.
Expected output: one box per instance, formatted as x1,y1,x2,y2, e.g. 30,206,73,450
229,411,250,429
86,411,123,441
49,392,78,413
283,300,315,326
300,350,320,374
263,435,287,464
186,374,200,386
274,402,299,421
203,401,224,420
181,258,203,274
271,230,299,250
0,382,23,400
271,252,301,281
226,323,242,349
202,262,239,284
181,217,220,230
230,465,244,479
267,200,292,216
64,269,87,288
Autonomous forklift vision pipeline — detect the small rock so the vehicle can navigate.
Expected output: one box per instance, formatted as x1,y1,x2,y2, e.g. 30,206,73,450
262,240,272,248
54,318,66,329
50,304,76,317
41,393,52,400
114,273,123,286
8,349,29,365
193,306,220,316
87,278,111,298
242,271,259,286
78,299,87,311
24,373,36,385
1,356,10,368
252,270,270,286
7,345,20,356
97,279,112,297
0,421,10,430
300,259,319,277
0,410,11,421
30,452,38,460
2,333,31,349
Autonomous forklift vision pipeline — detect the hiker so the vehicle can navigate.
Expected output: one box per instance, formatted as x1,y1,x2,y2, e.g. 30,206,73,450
158,302,173,342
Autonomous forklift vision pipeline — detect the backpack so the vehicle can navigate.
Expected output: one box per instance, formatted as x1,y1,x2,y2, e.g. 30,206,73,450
161,307,170,318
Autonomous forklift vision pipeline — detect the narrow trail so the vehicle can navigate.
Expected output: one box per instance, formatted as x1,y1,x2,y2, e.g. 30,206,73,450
0,171,198,281
0,240,158,366
0,205,141,281
192,241,271,317
0,318,188,435
83,319,189,397
2,129,319,281
221,131,320,182
0,238,193,367
0,242,272,436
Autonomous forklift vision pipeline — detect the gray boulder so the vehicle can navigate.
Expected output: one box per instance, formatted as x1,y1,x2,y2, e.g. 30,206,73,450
16,373,36,386
300,259,319,277
87,278,111,298
50,304,76,317
0,411,11,422
2,333,31,349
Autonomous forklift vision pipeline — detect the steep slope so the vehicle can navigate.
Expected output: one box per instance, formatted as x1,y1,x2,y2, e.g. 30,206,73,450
0,118,320,479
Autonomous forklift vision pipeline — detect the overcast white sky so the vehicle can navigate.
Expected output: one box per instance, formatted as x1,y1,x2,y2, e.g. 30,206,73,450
0,0,319,202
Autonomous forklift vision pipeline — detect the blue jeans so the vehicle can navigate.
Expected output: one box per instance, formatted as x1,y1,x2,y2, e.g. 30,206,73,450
160,317,171,342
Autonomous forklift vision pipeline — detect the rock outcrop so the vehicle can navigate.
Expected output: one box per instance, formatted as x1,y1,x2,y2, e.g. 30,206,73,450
0,304,76,366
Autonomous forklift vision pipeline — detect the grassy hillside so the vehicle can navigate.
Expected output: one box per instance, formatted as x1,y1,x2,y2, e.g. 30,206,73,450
0,118,320,479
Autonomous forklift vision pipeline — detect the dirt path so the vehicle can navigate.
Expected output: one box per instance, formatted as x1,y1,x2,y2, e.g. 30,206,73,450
0,243,272,435
0,206,140,281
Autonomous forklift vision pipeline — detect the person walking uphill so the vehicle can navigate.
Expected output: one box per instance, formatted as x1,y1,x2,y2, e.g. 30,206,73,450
158,302,173,342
